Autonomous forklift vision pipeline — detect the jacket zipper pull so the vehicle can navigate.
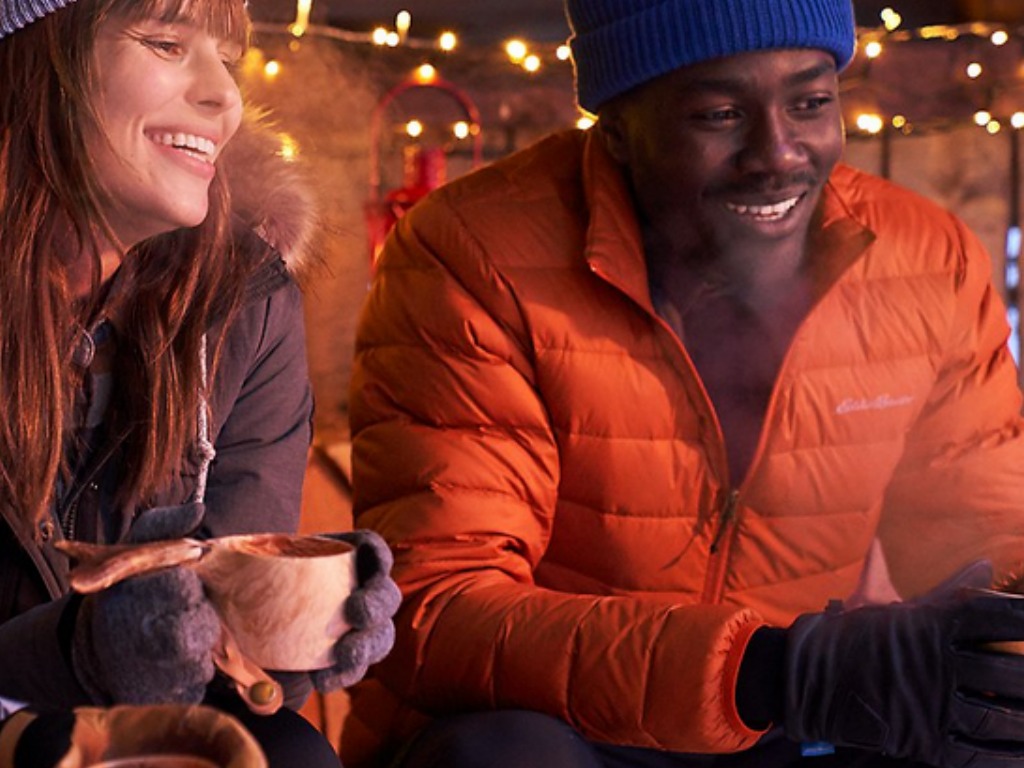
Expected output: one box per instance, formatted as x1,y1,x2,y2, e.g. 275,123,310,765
710,489,739,554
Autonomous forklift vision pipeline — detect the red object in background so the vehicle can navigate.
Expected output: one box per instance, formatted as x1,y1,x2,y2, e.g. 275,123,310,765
364,74,482,270
366,145,448,265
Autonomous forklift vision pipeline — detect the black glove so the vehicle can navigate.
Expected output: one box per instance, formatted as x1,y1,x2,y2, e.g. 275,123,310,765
784,569,1024,767
309,529,401,692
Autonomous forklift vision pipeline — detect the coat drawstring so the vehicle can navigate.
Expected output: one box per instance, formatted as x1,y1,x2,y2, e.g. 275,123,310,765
193,333,216,505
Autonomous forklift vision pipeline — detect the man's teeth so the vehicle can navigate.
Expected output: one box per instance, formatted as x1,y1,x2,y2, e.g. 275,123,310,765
726,196,800,220
150,132,216,162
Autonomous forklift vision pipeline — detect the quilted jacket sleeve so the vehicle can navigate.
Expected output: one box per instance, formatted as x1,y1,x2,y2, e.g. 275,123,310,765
879,214,1024,597
349,194,765,753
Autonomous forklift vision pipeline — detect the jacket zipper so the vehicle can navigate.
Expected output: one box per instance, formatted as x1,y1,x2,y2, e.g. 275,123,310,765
702,488,739,604
710,489,739,554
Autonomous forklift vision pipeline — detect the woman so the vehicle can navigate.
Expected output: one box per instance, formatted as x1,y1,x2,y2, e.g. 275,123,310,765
0,0,398,764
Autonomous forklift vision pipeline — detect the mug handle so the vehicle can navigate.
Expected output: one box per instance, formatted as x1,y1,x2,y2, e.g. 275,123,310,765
56,539,207,593
212,623,285,716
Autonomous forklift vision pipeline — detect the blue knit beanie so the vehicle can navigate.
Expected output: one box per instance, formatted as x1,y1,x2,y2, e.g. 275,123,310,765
0,0,77,39
565,0,857,113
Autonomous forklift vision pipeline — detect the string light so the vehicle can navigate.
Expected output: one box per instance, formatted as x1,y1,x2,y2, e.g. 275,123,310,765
414,64,438,84
278,133,300,161
289,0,311,37
261,0,1024,140
856,113,884,134
505,39,528,64
453,121,470,139
439,31,457,52
405,119,424,138
880,7,902,31
395,10,411,42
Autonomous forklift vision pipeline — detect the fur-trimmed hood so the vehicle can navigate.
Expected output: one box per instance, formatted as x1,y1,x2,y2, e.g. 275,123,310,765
220,107,317,275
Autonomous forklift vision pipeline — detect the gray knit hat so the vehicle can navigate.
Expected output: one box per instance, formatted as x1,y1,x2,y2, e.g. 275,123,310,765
565,0,857,113
0,0,76,39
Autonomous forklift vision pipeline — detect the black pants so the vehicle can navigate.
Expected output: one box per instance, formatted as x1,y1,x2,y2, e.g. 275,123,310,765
394,710,927,768
210,693,341,768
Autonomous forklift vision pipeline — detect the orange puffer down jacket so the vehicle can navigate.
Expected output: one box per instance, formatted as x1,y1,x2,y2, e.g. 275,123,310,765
347,128,1024,759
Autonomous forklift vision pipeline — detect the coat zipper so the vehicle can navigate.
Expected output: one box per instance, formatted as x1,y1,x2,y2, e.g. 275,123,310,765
702,488,739,604
710,489,739,554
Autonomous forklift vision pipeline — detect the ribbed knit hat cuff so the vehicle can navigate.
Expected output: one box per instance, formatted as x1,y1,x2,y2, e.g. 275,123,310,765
568,0,856,113
0,0,77,40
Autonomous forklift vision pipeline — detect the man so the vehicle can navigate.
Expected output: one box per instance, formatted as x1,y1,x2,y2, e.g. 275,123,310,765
346,0,1024,766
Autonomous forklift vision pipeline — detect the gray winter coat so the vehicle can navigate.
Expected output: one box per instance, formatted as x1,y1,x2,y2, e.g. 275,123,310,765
0,116,316,710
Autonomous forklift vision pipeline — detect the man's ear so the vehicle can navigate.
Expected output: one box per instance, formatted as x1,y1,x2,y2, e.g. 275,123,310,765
596,104,630,165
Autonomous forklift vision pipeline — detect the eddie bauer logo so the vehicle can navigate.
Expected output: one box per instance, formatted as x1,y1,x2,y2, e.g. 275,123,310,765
835,394,915,415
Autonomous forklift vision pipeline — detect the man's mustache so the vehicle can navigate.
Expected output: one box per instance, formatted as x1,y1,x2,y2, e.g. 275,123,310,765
714,171,818,197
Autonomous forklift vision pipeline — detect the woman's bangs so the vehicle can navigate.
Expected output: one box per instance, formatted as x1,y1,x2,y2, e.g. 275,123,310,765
107,0,251,47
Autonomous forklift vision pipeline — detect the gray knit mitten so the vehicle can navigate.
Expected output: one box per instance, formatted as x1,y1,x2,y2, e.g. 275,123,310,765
72,565,220,705
127,501,205,544
310,529,401,692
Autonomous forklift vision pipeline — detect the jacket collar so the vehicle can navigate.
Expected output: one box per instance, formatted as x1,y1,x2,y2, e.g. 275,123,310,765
580,130,654,313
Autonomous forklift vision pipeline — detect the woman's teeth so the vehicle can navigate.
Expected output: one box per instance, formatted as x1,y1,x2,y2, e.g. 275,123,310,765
149,132,216,163
726,196,800,221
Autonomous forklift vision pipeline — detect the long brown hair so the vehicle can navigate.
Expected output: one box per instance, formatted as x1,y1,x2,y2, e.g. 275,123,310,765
0,0,255,535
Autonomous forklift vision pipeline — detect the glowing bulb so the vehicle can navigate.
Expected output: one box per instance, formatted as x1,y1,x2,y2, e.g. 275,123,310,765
453,121,470,140
439,31,457,51
385,30,400,47
992,30,1010,46
278,134,299,162
414,64,437,84
506,39,528,63
405,120,424,138
290,0,311,37
966,62,983,79
892,115,907,129
856,113,884,134
372,27,388,45
974,110,992,126
576,116,596,130
864,40,883,58
880,7,902,31
263,60,281,78
395,10,411,37
556,44,572,61
987,120,1002,134
1012,112,1024,130
523,54,541,72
